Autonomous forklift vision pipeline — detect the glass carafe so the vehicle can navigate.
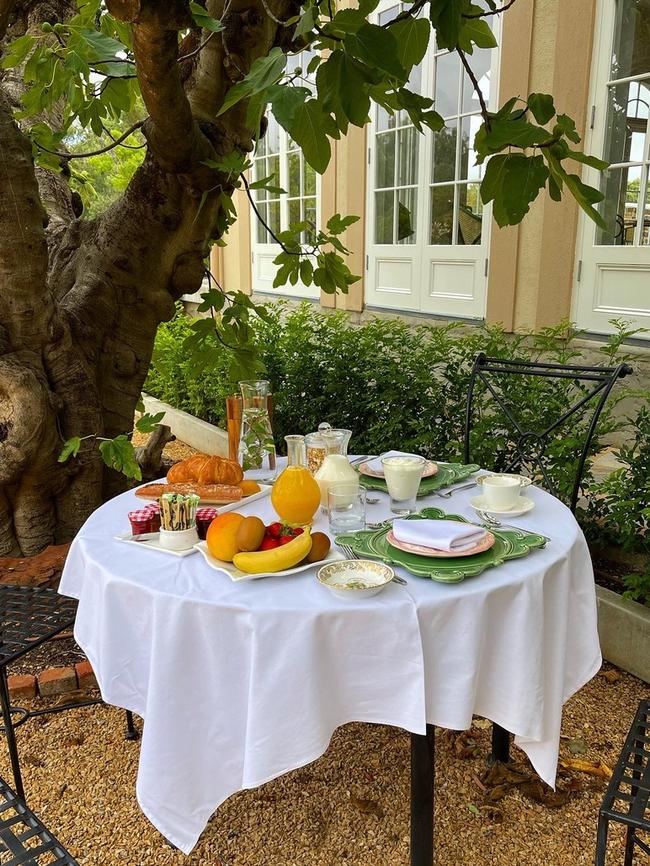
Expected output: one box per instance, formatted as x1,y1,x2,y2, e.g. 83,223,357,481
318,422,352,457
238,380,277,481
271,435,321,526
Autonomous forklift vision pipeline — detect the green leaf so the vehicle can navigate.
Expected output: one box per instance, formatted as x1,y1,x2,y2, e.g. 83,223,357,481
474,109,552,161
326,213,360,234
135,411,165,434
217,47,286,116
458,14,497,52
289,100,331,172
1,34,35,69
330,8,365,34
58,437,82,463
99,435,142,480
248,174,286,194
563,171,607,229
190,1,225,31
528,93,555,125
566,150,609,171
481,153,549,226
391,17,430,70
554,113,581,144
346,23,405,80
429,0,466,50
294,5,318,38
76,27,127,60
269,85,310,131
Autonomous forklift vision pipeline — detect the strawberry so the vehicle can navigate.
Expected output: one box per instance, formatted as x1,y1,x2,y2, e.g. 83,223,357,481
279,535,294,545
267,522,283,539
291,527,304,537
259,537,280,550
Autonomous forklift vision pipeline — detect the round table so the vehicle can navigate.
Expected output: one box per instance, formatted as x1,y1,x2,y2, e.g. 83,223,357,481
59,463,601,855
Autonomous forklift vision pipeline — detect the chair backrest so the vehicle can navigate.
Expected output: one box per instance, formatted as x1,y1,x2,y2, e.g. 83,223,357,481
464,353,633,512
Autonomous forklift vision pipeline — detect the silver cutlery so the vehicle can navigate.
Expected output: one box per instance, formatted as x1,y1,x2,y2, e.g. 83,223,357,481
366,496,381,504
127,532,159,543
336,542,407,585
349,455,372,466
434,481,478,499
475,509,550,543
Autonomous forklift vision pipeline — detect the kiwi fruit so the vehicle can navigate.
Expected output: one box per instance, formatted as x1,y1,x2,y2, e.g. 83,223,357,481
306,531,331,563
236,516,266,552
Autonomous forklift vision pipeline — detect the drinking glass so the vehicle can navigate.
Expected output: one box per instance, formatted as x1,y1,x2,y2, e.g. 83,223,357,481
381,455,426,515
328,484,366,534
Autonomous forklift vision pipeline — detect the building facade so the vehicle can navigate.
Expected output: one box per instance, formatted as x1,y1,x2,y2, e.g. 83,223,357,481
210,0,650,341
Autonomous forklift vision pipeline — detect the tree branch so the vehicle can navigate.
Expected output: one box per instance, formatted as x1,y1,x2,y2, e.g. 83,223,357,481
35,119,145,159
383,0,427,28
463,0,518,18
242,174,298,255
457,48,490,129
178,30,217,62
0,0,15,40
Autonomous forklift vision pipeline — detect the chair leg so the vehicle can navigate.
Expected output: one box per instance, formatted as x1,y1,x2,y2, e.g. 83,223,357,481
410,725,435,866
124,710,139,741
489,723,511,764
624,827,635,866
0,667,25,801
594,813,609,866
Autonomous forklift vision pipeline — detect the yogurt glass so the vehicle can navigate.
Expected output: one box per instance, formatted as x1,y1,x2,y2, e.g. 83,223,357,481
381,455,426,515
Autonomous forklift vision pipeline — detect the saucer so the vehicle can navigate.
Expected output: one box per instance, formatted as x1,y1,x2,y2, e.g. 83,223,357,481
469,495,535,517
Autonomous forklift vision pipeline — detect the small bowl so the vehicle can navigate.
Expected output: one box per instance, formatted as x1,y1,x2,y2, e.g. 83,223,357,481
317,560,394,600
159,526,199,551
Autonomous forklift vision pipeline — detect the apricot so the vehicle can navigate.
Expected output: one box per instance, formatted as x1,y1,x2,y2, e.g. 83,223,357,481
236,516,266,552
206,512,245,562
239,480,262,497
306,532,331,563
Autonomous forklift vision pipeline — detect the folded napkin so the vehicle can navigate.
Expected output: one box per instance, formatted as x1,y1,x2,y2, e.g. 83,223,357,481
393,519,487,552
366,450,424,475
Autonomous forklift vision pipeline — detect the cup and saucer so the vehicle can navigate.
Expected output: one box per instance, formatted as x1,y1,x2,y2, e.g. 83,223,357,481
469,474,534,517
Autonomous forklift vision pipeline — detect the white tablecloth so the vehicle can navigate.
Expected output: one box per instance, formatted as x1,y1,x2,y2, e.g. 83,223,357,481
59,464,601,853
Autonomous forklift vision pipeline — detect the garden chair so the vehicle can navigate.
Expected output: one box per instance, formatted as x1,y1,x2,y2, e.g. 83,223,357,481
463,352,633,763
0,771,80,864
596,699,650,865
0,585,138,802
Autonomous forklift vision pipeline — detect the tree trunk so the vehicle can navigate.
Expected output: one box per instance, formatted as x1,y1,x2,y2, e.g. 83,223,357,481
0,0,295,556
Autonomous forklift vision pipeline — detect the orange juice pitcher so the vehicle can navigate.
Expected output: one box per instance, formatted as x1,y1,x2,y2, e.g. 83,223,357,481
271,435,321,526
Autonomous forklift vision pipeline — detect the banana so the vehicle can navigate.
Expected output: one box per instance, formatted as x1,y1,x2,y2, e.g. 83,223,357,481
233,529,313,574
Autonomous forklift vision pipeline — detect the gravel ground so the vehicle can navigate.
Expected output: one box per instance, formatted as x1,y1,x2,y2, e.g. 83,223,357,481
0,663,644,866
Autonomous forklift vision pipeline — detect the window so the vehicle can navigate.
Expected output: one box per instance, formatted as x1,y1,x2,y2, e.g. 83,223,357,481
598,0,650,245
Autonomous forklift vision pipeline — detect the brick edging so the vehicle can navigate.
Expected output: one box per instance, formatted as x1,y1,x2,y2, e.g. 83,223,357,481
8,661,97,701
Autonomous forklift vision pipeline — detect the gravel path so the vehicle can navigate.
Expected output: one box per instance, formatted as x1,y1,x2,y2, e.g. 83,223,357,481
0,663,643,866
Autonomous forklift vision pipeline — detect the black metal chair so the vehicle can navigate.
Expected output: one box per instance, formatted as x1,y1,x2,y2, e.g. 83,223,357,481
0,772,79,864
0,585,138,801
464,353,633,763
596,699,650,865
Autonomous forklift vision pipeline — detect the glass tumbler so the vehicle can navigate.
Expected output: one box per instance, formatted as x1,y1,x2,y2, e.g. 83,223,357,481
328,484,366,534
381,455,426,515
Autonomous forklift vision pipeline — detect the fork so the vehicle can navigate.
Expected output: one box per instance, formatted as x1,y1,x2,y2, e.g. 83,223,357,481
475,509,551,543
434,481,478,499
336,542,407,585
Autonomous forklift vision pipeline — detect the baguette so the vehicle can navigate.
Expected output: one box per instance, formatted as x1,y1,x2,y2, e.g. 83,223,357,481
136,482,243,502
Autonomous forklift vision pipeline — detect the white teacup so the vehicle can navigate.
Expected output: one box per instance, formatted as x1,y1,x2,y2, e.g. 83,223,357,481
482,475,523,510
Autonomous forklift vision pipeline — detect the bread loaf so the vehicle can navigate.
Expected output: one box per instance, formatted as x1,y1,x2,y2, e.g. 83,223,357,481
136,482,243,503
167,454,243,486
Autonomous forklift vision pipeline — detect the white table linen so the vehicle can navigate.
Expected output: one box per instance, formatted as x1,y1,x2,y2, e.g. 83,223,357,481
393,518,487,551
59,464,601,853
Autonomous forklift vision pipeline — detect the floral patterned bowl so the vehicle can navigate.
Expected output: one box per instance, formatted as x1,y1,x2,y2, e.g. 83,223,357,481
317,559,395,600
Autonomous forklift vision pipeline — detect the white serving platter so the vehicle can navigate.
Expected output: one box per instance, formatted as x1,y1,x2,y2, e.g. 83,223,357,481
115,532,199,557
194,542,345,582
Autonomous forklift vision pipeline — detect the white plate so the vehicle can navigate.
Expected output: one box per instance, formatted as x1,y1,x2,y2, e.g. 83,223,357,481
194,542,345,582
469,495,535,517
359,459,438,479
115,532,199,557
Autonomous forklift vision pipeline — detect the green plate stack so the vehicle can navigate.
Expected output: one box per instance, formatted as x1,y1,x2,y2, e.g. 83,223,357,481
357,461,480,497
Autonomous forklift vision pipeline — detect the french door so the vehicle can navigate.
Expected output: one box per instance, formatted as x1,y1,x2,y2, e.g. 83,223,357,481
573,0,650,335
365,2,501,318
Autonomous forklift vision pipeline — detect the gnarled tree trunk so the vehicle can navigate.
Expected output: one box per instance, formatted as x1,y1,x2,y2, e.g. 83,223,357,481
0,0,294,555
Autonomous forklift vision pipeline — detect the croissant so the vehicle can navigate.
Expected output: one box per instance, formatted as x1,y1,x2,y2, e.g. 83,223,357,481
167,454,244,486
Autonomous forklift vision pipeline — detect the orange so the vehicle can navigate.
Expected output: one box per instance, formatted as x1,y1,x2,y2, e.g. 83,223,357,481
238,480,261,497
206,512,245,562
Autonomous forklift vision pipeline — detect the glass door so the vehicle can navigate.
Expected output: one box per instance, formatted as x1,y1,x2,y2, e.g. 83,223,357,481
365,1,500,318
574,0,650,334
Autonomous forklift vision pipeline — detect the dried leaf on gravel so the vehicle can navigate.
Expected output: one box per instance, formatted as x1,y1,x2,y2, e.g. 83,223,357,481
519,780,571,807
473,718,492,730
600,669,621,684
481,763,531,787
484,783,512,804
479,805,504,823
454,732,480,759
349,793,384,818
567,737,588,755
559,758,613,780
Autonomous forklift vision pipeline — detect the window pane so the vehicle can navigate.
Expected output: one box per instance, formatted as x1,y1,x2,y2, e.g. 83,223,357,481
399,65,422,125
430,185,454,245
435,52,460,119
304,161,316,195
397,188,417,244
459,115,484,181
432,124,457,182
288,198,301,227
376,132,396,188
268,200,281,236
397,127,418,186
265,116,280,153
304,197,317,243
256,203,268,243
377,106,396,131
643,177,650,244
457,183,483,245
267,154,280,184
379,5,399,25
603,80,649,165
597,165,643,245
375,190,395,244
462,51,492,113
611,0,650,80
288,151,301,196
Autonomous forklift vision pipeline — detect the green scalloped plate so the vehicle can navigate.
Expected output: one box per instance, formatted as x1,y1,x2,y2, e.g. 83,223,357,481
357,462,480,497
335,508,547,583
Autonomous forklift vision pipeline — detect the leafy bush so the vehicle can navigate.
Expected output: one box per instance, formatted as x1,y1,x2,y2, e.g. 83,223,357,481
145,300,648,538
